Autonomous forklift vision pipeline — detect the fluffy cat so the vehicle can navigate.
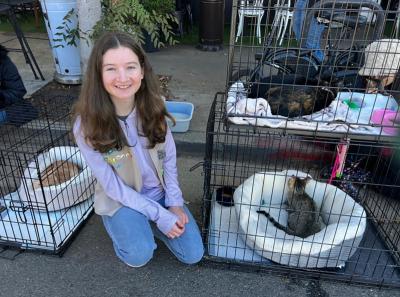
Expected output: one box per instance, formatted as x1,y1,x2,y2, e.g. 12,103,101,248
266,85,334,117
33,161,80,188
249,75,336,118
257,176,322,238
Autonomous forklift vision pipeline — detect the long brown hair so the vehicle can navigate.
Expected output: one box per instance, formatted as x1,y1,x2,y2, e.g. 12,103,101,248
72,31,174,153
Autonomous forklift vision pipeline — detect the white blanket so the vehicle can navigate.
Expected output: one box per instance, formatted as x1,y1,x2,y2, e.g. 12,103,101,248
227,82,399,135
0,191,93,251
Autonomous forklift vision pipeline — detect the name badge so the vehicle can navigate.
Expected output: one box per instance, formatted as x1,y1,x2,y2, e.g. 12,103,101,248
103,148,132,166
157,149,166,160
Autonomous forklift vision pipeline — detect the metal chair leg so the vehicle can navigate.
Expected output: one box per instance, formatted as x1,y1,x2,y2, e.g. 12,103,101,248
7,11,38,79
7,7,45,80
236,13,245,42
256,15,262,44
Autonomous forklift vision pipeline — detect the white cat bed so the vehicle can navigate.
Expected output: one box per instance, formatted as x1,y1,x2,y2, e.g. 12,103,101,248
17,146,94,211
234,170,366,268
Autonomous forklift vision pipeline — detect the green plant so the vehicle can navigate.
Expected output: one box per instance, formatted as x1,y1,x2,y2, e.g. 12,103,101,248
50,8,90,49
53,8,80,48
92,0,178,48
141,0,175,15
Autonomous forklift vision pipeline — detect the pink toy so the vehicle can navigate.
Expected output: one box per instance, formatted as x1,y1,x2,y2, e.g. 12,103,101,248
329,138,350,184
371,109,400,136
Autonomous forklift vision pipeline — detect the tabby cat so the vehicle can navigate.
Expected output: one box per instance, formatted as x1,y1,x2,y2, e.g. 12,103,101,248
257,176,322,238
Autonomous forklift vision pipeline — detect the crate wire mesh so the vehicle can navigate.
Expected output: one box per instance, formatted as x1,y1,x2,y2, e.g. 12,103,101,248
202,0,400,287
0,96,95,254
226,0,400,138
203,93,400,287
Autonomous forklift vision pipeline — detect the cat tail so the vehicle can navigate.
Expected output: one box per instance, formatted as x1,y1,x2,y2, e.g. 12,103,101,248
256,210,291,234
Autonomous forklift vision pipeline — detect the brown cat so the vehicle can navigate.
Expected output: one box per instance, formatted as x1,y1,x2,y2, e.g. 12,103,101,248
249,75,336,118
257,176,322,238
265,85,335,118
33,161,81,188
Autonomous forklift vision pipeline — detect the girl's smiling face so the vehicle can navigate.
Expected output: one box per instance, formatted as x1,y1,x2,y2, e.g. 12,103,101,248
102,46,144,105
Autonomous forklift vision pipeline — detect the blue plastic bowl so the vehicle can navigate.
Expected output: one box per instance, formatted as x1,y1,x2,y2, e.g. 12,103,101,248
166,101,194,132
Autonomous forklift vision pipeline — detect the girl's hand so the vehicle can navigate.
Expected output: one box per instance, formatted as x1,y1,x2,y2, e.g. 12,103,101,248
169,206,189,226
166,206,189,239
166,223,184,239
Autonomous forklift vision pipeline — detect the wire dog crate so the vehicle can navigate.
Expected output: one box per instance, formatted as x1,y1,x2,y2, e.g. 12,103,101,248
202,0,400,288
0,96,95,254
203,93,400,287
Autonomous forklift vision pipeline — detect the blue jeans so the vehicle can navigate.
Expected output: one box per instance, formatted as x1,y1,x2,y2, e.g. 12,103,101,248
293,0,325,62
0,110,6,123
102,199,204,267
0,99,38,127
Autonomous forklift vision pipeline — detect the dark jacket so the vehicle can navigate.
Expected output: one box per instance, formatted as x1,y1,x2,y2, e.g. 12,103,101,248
0,45,27,108
0,45,38,126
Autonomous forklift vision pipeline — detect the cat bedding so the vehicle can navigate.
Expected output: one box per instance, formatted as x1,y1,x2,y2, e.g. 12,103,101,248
233,170,366,268
227,82,399,135
17,146,94,211
0,192,93,250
